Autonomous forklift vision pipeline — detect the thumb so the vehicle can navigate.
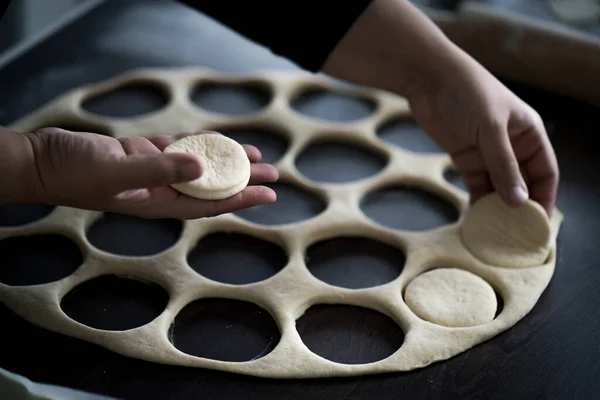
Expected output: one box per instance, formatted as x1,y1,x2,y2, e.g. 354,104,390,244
479,121,528,206
107,152,203,193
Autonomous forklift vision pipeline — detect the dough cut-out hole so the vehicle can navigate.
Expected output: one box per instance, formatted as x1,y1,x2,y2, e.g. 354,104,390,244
187,232,287,285
306,237,405,289
361,186,459,231
169,298,280,362
443,167,468,192
494,289,505,319
296,140,387,183
403,268,498,327
0,204,55,227
60,275,169,331
291,88,375,122
234,182,325,225
86,213,182,256
82,83,168,117
218,127,289,164
377,118,443,153
0,234,83,286
191,82,271,115
296,304,404,364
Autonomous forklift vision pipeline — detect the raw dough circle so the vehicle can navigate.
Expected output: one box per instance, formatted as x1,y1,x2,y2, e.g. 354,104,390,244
459,193,552,268
163,133,251,200
404,268,497,327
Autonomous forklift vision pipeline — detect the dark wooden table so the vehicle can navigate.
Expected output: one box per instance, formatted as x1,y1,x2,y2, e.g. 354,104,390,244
0,1,599,399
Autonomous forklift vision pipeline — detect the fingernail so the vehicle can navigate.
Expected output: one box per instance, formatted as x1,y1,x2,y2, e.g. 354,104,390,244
508,185,528,204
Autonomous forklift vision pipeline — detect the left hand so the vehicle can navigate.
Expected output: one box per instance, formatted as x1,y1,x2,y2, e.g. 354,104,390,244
24,128,279,219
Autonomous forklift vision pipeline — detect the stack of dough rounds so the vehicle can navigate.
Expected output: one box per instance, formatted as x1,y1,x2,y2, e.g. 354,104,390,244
163,133,251,200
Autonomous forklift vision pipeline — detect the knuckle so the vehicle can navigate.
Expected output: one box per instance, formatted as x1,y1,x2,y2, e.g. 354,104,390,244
530,110,544,128
487,119,506,134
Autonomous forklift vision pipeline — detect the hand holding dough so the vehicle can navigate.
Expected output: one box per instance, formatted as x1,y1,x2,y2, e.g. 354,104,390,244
163,133,251,200
459,193,552,268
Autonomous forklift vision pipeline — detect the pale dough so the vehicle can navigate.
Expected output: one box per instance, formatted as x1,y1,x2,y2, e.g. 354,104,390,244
548,0,600,25
459,193,552,268
163,133,250,200
2,67,563,378
404,268,497,327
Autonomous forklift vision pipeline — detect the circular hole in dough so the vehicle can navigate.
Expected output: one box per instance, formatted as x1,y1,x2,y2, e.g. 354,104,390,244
377,117,443,153
86,213,182,257
163,133,251,200
361,185,459,231
403,268,498,327
0,234,83,286
296,304,405,364
443,166,468,192
169,298,280,362
459,193,552,268
190,81,271,116
296,140,387,183
217,126,290,164
234,181,325,225
82,82,169,118
290,88,376,122
60,274,169,331
0,204,55,227
187,232,288,285
305,236,405,289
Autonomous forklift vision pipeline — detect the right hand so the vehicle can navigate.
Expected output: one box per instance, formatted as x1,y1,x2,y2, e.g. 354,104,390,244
407,57,559,215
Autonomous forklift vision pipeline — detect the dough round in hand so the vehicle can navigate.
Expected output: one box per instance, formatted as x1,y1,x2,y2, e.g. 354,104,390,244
404,268,497,327
459,193,552,268
163,133,251,200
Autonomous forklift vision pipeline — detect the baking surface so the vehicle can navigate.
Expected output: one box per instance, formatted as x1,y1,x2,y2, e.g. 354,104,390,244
0,0,599,398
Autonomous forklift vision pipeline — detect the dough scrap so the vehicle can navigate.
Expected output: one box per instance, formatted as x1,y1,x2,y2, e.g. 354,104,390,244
163,133,251,200
404,268,497,327
459,193,552,268
2,67,564,379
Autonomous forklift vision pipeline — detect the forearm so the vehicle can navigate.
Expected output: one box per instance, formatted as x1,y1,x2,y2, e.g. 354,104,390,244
0,127,40,204
322,0,476,99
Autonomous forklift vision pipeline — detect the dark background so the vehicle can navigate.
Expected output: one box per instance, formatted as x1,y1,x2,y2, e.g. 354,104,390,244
0,0,599,399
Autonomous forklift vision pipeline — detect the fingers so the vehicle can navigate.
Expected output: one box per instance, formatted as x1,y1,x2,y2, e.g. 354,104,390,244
478,120,529,207
250,164,279,185
120,137,161,155
514,128,559,215
114,132,275,201
450,149,492,204
147,132,263,163
242,145,262,163
167,186,276,219
462,171,492,204
108,152,203,193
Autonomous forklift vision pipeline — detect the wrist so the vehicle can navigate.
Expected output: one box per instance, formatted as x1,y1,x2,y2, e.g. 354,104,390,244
0,127,44,204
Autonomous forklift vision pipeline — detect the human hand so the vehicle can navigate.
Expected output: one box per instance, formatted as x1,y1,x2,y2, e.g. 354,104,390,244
321,0,558,215
407,59,559,215
22,128,279,219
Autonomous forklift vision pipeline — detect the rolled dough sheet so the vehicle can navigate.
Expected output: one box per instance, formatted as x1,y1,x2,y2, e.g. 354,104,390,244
1,67,563,378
